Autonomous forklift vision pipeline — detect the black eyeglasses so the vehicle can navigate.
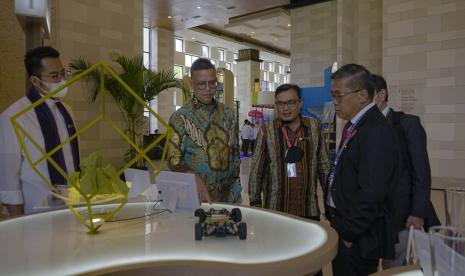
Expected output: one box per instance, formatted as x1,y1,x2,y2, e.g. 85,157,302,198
195,80,217,90
275,99,299,109
40,70,71,82
331,88,362,103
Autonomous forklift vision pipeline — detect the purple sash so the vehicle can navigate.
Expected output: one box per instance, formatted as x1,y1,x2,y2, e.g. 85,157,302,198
26,87,80,185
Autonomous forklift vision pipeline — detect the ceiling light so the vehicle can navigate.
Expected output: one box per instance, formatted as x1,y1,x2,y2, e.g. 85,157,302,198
287,23,291,27
196,6,201,9
251,31,255,34
192,37,195,40
168,15,172,19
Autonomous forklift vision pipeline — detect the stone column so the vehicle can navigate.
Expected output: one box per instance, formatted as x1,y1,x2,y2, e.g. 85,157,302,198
236,49,261,124
53,0,143,166
0,0,26,112
150,27,176,132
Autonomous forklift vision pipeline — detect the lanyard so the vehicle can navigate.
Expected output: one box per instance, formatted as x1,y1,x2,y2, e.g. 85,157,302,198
327,121,359,190
281,126,302,148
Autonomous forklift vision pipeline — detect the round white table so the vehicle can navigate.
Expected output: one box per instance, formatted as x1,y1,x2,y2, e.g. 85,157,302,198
0,203,337,275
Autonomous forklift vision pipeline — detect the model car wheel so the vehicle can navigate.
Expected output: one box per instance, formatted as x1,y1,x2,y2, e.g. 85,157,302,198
194,208,207,223
230,208,242,222
195,223,203,240
238,222,247,240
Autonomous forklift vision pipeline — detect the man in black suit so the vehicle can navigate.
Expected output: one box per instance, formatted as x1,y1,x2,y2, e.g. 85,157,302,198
326,64,399,275
372,74,440,267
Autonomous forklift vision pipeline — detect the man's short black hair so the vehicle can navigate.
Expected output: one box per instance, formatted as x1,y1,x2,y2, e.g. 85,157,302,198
190,58,215,76
275,83,301,99
331,64,375,100
372,74,389,102
24,46,60,77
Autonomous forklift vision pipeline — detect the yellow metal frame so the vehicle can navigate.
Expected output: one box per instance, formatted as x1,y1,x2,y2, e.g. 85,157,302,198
10,62,172,233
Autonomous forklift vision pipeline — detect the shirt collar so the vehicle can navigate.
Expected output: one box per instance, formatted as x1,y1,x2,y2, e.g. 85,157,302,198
275,115,311,129
382,106,390,117
191,96,217,110
350,102,375,124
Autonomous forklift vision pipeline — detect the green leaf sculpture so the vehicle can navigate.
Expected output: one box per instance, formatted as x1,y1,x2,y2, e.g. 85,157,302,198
67,152,129,234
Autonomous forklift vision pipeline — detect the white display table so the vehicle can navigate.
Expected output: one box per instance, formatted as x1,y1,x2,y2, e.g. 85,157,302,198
0,203,337,275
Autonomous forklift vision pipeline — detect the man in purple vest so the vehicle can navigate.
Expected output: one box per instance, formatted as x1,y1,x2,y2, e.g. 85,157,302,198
0,46,80,216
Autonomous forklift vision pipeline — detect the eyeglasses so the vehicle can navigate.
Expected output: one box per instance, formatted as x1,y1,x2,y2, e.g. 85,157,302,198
331,88,362,103
275,99,299,109
40,70,71,82
195,80,217,90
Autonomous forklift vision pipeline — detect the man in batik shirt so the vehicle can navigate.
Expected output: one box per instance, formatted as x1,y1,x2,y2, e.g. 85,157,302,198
167,58,241,203
249,84,330,220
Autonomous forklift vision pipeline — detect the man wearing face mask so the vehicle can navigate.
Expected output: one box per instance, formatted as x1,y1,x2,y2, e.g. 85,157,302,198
0,46,80,216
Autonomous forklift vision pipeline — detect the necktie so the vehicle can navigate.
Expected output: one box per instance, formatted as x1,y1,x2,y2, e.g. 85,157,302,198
338,121,353,150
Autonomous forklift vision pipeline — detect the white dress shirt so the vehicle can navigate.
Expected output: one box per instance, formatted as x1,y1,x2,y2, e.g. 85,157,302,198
0,95,76,214
382,106,390,117
252,126,259,140
241,124,253,140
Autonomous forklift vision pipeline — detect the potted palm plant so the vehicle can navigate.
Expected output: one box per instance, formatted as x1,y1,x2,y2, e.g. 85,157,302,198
69,54,190,168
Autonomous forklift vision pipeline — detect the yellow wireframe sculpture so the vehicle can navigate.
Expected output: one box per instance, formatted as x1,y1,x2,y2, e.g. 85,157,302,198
10,62,171,234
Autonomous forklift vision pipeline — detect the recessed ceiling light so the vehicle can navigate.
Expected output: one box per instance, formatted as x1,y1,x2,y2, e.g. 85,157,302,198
251,31,255,34
287,23,291,27
168,15,172,19
196,6,201,9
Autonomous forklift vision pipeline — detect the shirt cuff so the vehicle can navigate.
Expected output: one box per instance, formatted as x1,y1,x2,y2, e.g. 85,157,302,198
1,190,24,205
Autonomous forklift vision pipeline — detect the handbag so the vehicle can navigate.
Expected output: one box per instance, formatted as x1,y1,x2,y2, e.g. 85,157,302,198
405,225,418,264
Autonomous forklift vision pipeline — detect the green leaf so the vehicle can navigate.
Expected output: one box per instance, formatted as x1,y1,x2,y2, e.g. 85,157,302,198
68,54,191,163
68,172,80,188
80,168,97,194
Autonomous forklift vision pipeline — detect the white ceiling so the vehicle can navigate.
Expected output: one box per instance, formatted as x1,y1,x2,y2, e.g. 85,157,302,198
144,0,291,53
224,8,291,52
175,28,290,65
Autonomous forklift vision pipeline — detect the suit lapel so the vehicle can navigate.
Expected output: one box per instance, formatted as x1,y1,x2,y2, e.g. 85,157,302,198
333,106,378,177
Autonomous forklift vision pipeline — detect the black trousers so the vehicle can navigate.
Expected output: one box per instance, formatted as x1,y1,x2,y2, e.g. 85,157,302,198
250,139,256,153
241,139,250,154
332,238,378,276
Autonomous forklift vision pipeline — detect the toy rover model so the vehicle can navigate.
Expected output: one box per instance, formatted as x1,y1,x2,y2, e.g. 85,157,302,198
194,208,247,240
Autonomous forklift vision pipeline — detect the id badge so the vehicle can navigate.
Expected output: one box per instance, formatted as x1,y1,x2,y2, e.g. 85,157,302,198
287,163,297,177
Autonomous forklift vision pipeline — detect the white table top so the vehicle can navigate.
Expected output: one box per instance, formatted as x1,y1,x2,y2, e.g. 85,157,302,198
0,203,338,275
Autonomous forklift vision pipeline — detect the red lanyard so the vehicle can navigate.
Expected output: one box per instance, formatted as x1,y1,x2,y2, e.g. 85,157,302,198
281,126,302,148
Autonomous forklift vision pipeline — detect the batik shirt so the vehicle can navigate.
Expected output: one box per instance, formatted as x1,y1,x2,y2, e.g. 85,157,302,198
248,117,330,217
167,98,241,203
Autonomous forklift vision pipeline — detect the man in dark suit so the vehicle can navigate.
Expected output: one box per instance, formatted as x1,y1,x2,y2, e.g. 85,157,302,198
372,74,440,268
326,64,399,275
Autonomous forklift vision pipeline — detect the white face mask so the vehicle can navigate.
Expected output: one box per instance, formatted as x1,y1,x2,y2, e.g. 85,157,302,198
40,80,68,98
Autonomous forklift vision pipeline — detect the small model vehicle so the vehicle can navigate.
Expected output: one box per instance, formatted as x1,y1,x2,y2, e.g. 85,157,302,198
194,208,247,240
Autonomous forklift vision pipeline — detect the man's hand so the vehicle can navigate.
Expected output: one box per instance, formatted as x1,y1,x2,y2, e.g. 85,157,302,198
342,239,352,248
406,216,424,229
195,174,211,204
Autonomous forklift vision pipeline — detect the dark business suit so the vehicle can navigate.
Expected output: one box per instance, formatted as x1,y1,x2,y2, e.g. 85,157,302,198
327,106,399,276
387,109,440,232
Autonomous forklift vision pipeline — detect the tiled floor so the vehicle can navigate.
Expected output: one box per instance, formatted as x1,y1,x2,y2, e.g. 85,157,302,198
239,156,449,275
